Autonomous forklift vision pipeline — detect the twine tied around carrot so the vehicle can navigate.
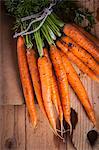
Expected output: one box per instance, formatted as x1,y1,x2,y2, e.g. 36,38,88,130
13,2,56,38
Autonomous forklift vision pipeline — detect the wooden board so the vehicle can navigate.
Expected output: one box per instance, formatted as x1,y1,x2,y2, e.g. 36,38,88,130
71,0,99,149
0,2,24,105
0,105,25,150
0,0,99,149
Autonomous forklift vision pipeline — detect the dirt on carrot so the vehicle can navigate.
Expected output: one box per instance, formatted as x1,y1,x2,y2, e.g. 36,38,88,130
38,56,57,133
56,40,99,83
63,24,99,62
60,51,96,125
17,36,37,128
27,49,46,116
62,36,99,75
50,45,71,128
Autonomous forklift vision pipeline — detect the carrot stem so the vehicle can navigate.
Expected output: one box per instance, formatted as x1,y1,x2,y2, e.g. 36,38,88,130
49,13,64,27
41,24,54,45
46,18,61,37
34,30,43,57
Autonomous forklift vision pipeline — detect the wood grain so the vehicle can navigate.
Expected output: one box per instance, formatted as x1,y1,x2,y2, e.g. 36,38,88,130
0,106,15,150
0,0,99,150
14,105,26,150
71,0,99,150
26,105,66,150
0,3,24,105
0,105,25,150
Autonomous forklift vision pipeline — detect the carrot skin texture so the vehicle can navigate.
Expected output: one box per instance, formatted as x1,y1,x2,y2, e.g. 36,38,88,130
43,48,52,66
17,36,37,128
43,48,59,113
43,48,63,124
26,49,46,115
60,51,96,125
62,36,99,75
73,23,99,47
63,24,99,62
50,45,71,126
38,56,56,132
56,41,99,83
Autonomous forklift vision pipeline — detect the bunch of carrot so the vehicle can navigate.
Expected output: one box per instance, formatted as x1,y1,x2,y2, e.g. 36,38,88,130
17,21,99,139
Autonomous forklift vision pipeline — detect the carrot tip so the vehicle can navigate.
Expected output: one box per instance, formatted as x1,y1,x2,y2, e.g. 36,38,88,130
69,123,72,135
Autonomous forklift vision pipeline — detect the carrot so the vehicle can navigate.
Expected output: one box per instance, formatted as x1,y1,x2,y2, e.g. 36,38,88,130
26,49,46,116
60,51,96,125
17,36,37,128
43,48,63,131
73,24,99,47
62,36,99,75
43,48,59,113
56,40,99,83
63,24,99,62
38,56,57,133
50,45,71,127
43,48,58,113
43,48,52,66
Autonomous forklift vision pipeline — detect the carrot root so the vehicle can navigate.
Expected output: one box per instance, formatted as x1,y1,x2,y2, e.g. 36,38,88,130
60,51,96,125
63,24,99,62
62,36,99,75
17,36,37,128
50,45,71,128
56,40,99,83
38,56,57,133
73,23,99,47
43,48,64,136
26,49,46,116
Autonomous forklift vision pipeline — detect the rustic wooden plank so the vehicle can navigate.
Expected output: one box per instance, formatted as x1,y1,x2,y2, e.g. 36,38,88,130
0,106,15,150
14,105,26,150
0,2,24,105
26,105,66,150
92,81,99,150
0,107,3,149
70,0,99,150
0,105,26,150
66,85,77,150
71,67,94,150
92,1,99,150
0,0,99,150
94,0,99,38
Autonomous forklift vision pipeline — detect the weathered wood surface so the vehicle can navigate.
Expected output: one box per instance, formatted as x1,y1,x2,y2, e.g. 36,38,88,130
0,0,99,150
71,0,99,150
0,2,24,105
0,105,25,150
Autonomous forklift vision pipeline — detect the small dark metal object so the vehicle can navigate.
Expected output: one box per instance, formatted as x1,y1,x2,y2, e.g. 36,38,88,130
87,130,98,146
71,108,78,130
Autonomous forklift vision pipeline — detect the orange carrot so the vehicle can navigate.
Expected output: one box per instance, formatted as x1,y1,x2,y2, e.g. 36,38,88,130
43,48,58,113
56,40,99,83
73,23,99,47
63,24,99,62
17,36,37,128
62,36,99,75
38,56,57,133
43,48,59,113
50,45,71,127
26,49,46,116
43,48,63,130
43,48,52,66
60,51,96,125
